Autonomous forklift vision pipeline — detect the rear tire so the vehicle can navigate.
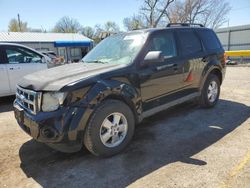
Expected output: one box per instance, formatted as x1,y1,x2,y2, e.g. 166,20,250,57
84,99,135,157
199,74,220,108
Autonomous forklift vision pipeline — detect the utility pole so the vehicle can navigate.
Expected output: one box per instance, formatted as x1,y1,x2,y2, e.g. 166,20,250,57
17,14,21,32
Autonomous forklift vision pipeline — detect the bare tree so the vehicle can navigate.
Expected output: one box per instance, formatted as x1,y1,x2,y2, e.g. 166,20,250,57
53,16,82,33
140,0,174,28
123,0,174,30
201,0,231,28
82,26,95,39
8,18,28,32
104,21,120,32
166,0,231,29
123,15,146,31
81,22,120,43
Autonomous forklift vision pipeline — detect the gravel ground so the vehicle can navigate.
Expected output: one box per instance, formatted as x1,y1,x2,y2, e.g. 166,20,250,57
0,67,249,188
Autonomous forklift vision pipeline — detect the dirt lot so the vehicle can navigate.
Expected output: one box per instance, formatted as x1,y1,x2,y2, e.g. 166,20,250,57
0,67,249,188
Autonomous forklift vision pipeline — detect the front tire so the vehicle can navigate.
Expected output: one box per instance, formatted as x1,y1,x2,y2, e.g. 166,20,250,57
200,74,220,108
84,99,135,157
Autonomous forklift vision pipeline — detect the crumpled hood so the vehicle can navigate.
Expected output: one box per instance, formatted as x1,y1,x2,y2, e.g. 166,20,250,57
18,63,121,91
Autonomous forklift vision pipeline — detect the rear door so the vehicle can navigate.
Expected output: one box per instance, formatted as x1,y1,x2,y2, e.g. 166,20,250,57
0,46,11,96
176,29,204,93
3,45,47,93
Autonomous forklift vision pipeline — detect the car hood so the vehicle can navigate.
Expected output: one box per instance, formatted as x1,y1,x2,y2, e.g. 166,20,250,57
18,63,121,91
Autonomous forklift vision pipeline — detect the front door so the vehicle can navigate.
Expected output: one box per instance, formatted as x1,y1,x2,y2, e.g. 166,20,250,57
139,31,184,111
3,45,46,93
0,47,11,96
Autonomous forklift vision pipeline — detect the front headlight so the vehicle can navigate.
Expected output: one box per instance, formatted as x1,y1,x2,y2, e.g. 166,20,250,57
42,92,67,112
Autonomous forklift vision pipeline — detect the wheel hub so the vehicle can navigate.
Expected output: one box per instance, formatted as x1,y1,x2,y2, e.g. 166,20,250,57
207,80,218,103
99,112,128,148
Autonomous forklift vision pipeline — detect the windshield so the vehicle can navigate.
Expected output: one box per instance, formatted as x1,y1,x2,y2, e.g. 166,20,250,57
83,32,147,65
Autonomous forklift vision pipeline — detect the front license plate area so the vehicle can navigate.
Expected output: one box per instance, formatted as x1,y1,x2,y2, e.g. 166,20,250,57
14,104,24,124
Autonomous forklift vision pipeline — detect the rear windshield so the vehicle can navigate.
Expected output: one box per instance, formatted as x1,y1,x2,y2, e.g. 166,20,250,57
197,30,222,50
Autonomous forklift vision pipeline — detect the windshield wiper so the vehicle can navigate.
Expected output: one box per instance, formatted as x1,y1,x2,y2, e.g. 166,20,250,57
84,60,109,64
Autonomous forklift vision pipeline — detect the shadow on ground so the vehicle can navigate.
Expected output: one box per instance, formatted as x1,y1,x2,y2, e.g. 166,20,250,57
0,96,15,113
19,99,250,188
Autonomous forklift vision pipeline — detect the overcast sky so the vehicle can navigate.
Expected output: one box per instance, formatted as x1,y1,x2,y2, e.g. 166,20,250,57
0,0,249,31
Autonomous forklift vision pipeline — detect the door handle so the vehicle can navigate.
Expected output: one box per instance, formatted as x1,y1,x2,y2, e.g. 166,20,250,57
9,67,20,70
156,63,178,71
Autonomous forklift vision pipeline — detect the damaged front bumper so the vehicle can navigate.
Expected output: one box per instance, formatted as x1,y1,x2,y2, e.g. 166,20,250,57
13,100,87,153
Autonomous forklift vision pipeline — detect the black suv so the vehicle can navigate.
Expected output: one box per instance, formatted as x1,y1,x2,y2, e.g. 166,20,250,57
14,23,226,157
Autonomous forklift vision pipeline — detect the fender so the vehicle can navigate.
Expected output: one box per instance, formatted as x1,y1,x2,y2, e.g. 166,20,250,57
198,59,223,92
75,79,141,132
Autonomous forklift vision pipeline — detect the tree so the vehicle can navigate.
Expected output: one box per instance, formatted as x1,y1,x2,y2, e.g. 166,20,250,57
140,0,174,27
53,16,82,33
104,21,120,32
165,0,231,29
123,0,174,30
123,15,146,31
8,18,28,32
81,22,120,43
82,26,95,39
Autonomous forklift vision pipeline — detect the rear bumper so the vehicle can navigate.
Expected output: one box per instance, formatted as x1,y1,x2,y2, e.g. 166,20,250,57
14,100,87,152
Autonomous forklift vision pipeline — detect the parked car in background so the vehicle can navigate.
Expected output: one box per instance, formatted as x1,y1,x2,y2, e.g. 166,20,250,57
14,24,226,157
226,59,238,65
0,43,51,97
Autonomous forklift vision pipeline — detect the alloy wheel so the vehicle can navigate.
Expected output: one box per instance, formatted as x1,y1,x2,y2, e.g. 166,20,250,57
99,112,128,148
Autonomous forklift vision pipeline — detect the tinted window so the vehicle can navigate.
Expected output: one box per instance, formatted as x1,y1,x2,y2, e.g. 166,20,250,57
198,30,221,50
5,46,42,64
150,32,177,58
177,30,202,56
0,47,4,63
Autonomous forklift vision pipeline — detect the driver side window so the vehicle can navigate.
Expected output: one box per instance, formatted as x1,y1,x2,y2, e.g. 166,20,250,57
6,47,42,64
150,32,177,59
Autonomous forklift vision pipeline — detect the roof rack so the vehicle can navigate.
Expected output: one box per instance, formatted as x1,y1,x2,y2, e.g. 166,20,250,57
167,23,204,28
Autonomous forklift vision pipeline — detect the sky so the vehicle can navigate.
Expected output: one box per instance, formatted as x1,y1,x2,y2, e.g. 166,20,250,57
0,0,249,32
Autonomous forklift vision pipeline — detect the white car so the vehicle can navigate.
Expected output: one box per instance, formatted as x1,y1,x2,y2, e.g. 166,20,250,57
0,43,50,97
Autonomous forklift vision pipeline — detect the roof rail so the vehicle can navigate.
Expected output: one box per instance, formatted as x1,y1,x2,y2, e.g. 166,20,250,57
167,23,204,28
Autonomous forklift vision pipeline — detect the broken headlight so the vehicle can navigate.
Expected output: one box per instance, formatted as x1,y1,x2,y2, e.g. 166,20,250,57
42,92,67,112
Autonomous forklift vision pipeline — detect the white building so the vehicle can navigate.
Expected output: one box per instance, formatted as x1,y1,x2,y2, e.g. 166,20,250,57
0,32,93,62
215,24,250,51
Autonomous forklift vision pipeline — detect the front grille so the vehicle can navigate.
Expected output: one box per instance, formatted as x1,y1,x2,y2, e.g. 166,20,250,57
16,86,42,114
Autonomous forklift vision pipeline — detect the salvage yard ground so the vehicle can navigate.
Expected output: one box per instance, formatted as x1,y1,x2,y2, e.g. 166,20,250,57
0,67,250,188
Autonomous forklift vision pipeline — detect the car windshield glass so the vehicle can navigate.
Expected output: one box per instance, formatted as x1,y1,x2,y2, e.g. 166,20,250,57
82,32,147,65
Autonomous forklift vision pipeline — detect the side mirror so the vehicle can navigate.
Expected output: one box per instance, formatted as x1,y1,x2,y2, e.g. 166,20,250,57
41,56,47,63
143,51,164,66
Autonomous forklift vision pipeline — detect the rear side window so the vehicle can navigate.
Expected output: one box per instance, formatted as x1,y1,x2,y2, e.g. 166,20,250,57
177,30,202,56
198,30,221,50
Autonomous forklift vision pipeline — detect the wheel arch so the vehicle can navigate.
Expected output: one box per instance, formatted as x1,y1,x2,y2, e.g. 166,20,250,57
199,62,223,92
103,94,139,124
209,69,222,85
77,80,140,133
